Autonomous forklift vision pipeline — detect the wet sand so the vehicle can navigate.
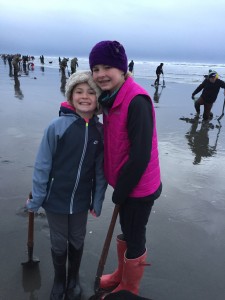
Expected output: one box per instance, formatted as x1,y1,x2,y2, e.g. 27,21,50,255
0,61,225,300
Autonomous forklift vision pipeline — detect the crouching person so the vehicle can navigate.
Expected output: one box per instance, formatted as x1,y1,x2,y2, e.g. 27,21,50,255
26,71,107,300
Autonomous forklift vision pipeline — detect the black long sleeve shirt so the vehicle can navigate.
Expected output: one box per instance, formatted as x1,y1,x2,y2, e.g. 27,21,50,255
112,95,162,203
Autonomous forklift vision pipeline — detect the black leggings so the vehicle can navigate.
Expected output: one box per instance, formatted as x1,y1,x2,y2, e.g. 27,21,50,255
154,74,160,85
119,198,155,259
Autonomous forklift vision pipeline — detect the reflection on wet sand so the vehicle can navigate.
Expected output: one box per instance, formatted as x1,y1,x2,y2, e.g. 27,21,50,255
180,116,221,165
153,85,165,103
60,77,66,97
14,77,24,100
22,264,41,300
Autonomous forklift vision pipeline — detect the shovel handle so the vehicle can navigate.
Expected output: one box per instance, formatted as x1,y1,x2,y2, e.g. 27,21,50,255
94,204,120,291
217,96,225,121
27,212,34,248
27,192,34,260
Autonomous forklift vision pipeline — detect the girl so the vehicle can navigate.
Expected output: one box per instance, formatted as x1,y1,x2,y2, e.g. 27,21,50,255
89,41,162,296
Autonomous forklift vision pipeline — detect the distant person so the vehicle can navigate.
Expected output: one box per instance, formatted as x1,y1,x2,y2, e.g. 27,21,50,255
60,58,68,78
22,55,28,73
192,70,225,120
26,71,107,300
28,62,34,70
40,55,45,64
154,63,164,86
12,54,21,77
71,57,79,74
89,40,162,296
7,54,13,76
128,60,134,73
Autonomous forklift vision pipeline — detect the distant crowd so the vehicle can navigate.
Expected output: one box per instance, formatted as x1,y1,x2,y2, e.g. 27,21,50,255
1,53,36,77
0,54,79,79
0,53,80,99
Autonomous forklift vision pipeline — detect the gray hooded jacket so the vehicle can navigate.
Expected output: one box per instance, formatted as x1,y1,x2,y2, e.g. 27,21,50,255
27,102,107,216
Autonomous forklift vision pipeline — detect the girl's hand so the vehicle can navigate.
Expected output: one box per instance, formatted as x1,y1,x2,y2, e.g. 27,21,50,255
90,209,97,217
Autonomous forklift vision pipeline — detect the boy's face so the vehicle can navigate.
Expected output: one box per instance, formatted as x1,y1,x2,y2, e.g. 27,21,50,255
71,83,97,117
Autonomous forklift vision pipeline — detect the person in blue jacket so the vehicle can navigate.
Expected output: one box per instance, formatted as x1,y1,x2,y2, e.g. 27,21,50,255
26,71,107,300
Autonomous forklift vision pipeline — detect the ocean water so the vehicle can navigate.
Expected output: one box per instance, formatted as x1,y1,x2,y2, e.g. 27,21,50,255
34,55,225,85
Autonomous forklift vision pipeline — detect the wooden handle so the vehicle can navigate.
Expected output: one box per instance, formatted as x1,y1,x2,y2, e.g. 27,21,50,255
27,192,34,247
94,205,120,291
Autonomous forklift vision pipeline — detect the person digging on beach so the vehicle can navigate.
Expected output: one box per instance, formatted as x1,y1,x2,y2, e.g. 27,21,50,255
60,57,69,79
71,57,79,74
12,54,21,77
154,63,163,86
192,70,225,120
26,71,107,300
89,40,162,297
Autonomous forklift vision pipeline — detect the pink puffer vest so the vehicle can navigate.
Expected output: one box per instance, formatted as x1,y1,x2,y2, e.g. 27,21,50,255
103,76,161,197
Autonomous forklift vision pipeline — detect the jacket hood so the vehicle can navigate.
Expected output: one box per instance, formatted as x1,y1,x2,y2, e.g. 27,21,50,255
59,101,76,116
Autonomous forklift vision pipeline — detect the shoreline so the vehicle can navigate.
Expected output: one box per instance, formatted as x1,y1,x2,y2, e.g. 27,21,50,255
2,54,224,85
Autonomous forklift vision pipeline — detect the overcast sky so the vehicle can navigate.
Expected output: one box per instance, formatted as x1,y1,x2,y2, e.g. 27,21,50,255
0,0,224,63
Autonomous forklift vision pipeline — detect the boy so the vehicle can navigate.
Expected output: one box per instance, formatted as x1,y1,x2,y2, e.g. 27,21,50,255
26,71,107,300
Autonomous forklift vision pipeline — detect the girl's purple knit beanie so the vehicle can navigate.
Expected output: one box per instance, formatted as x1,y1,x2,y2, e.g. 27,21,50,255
89,40,128,74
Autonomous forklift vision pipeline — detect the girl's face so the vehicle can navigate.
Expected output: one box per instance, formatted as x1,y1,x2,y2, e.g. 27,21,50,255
92,65,125,94
71,82,97,118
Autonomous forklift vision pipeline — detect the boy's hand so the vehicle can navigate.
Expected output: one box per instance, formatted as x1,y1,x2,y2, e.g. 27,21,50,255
26,198,30,206
90,209,97,217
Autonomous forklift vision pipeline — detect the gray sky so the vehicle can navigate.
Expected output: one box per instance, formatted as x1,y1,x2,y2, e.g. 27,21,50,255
0,0,224,63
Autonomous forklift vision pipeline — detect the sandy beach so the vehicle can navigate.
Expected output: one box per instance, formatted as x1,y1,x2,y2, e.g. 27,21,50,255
0,59,225,300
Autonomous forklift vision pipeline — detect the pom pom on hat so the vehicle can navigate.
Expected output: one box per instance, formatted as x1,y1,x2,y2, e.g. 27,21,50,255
65,71,101,102
89,40,128,74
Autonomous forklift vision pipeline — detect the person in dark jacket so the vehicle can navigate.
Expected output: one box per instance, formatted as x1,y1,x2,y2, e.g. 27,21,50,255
128,60,134,73
26,71,107,300
154,63,163,86
89,41,162,297
12,54,21,77
60,57,69,78
192,70,225,120
71,57,79,74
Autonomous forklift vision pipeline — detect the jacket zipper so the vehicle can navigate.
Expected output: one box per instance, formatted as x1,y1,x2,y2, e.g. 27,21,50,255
46,178,54,201
70,122,89,214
